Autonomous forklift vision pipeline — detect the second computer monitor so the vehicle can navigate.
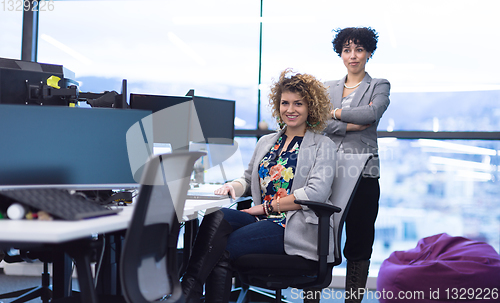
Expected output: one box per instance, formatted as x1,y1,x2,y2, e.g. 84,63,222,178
192,96,235,145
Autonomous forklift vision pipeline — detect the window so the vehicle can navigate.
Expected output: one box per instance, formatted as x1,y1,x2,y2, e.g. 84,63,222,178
0,10,22,59
382,91,500,132
36,1,262,185
36,0,261,132
375,139,500,265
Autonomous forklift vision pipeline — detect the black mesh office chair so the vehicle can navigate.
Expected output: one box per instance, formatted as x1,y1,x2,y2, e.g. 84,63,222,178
119,151,206,303
0,251,52,303
51,151,205,303
233,153,373,303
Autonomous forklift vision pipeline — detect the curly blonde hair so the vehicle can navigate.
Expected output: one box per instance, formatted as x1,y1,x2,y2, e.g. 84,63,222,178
268,68,332,133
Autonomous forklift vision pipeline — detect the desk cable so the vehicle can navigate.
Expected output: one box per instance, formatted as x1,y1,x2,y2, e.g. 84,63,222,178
66,235,107,293
93,235,107,288
68,262,76,295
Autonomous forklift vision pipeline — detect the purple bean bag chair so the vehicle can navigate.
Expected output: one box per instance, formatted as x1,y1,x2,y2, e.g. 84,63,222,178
377,233,500,302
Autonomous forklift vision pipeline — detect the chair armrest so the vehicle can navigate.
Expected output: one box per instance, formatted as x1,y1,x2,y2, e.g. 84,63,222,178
235,196,253,210
295,200,340,257
294,199,341,288
295,200,341,217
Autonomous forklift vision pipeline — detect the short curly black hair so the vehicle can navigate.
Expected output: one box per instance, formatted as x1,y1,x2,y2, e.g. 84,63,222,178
332,27,379,57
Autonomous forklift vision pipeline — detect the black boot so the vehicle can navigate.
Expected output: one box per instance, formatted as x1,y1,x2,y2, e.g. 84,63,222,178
204,251,233,303
181,210,232,303
345,260,370,303
303,288,322,303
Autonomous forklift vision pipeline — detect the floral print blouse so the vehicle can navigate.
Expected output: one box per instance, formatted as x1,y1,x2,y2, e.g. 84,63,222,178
258,134,303,227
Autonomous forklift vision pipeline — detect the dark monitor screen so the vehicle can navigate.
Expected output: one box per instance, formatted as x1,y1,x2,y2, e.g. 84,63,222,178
0,104,152,189
130,94,192,150
192,96,235,145
130,94,191,113
129,93,235,145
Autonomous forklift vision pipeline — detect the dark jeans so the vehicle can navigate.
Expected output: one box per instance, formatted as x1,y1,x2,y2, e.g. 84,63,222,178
343,177,380,261
219,208,286,260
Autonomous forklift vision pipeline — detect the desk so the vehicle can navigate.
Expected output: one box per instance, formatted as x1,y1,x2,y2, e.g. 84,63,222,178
0,197,234,302
183,197,233,220
0,206,134,302
0,206,133,244
0,197,232,244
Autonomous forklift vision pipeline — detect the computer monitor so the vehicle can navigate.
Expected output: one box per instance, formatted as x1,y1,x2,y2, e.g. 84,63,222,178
0,104,152,189
191,95,235,145
0,57,78,106
129,94,196,152
129,93,235,145
130,93,191,113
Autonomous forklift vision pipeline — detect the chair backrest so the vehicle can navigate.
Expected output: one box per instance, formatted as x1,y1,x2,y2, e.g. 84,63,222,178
330,153,372,264
120,151,205,303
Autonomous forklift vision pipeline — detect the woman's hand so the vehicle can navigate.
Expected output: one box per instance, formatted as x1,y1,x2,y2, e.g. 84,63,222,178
346,123,371,131
214,183,236,199
240,204,265,216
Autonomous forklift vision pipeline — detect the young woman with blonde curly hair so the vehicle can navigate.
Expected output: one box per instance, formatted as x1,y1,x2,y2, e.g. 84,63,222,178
181,69,336,303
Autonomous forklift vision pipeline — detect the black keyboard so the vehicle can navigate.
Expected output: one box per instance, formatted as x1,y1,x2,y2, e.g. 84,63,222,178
0,188,121,220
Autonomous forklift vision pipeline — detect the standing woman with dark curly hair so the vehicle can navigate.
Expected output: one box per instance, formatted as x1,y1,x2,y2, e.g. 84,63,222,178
322,27,390,303
180,69,336,303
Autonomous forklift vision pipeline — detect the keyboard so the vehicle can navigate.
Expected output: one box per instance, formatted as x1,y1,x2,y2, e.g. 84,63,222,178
0,188,121,220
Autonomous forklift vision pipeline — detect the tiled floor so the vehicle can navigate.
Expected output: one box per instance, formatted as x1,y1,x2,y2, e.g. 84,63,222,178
249,287,380,303
0,274,46,303
0,273,380,303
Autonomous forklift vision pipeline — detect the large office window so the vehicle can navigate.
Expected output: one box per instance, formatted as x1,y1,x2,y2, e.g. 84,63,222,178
0,11,22,59
35,1,261,181
381,91,500,132
375,139,500,269
258,0,500,125
2,0,499,274
35,1,260,128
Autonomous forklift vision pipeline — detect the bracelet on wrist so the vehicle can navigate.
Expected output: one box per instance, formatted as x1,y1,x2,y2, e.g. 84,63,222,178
276,196,281,213
267,201,273,214
333,108,340,120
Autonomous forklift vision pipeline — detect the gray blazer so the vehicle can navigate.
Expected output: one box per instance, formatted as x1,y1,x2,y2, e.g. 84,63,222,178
234,129,337,261
324,73,390,178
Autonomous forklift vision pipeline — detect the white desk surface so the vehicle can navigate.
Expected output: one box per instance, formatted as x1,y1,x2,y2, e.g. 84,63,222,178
183,197,233,220
0,206,134,244
184,183,239,218
0,197,234,245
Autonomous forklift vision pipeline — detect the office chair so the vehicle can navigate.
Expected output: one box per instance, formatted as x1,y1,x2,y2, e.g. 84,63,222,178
233,153,373,303
120,151,205,303
0,251,52,303
51,151,205,303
